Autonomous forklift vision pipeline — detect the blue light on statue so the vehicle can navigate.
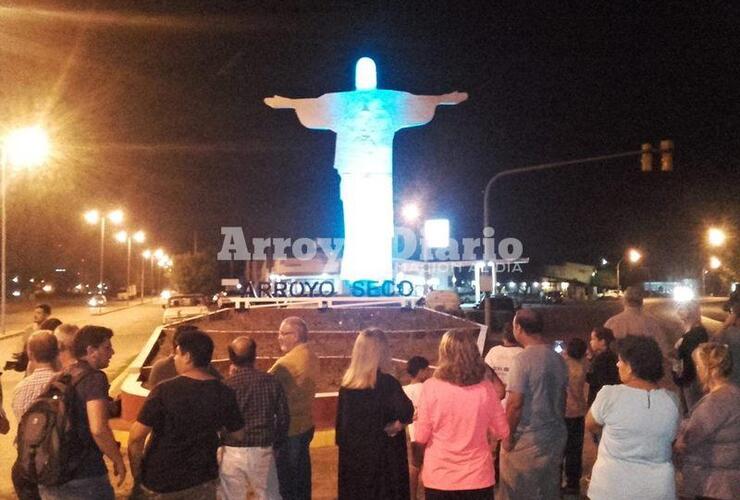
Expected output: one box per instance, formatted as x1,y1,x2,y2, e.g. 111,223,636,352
355,57,377,90
265,58,467,283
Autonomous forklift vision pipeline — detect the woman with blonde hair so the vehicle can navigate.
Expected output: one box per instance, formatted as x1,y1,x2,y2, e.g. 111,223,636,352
415,330,509,500
336,328,414,500
675,342,740,500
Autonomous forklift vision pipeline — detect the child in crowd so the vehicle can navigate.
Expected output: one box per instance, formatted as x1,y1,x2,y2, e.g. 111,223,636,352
562,337,588,496
586,327,619,406
403,356,432,500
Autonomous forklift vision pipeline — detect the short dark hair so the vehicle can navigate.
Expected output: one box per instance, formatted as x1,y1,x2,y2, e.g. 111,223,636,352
407,356,430,377
73,325,113,359
40,318,62,331
177,330,214,368
592,326,615,347
567,337,588,360
36,303,52,315
228,337,256,367
615,335,664,383
28,330,59,364
502,322,518,345
515,309,544,335
172,324,199,348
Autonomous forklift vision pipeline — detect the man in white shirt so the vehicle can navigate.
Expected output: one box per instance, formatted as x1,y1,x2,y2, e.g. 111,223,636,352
484,323,523,408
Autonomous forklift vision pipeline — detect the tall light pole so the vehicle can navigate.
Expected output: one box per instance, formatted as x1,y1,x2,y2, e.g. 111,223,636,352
115,229,145,303
616,248,642,291
1,126,50,334
84,209,123,293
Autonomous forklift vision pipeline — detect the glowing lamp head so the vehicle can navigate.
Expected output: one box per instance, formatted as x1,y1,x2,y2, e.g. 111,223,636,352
154,248,164,259
133,230,145,243
707,227,726,247
114,230,128,243
84,210,100,225
108,209,124,225
4,126,50,168
673,285,695,303
628,248,642,264
142,249,152,259
709,256,721,270
355,57,377,90
402,202,420,223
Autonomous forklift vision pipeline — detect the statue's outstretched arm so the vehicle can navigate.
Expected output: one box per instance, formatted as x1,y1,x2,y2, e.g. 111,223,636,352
264,95,299,109
396,91,468,129
434,91,469,105
264,95,333,130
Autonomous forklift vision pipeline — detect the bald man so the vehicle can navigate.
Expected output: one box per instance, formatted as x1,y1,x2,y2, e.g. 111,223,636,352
219,336,289,500
268,317,319,500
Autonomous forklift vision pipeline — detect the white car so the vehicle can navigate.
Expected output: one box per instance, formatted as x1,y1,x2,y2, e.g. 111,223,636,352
162,294,209,324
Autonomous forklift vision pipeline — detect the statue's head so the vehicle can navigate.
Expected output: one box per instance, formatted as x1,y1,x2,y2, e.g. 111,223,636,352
355,57,377,91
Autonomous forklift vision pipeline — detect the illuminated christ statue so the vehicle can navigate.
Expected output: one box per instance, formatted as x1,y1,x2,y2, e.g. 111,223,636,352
265,57,467,283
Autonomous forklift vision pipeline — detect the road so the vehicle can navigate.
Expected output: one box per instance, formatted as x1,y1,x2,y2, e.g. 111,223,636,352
0,301,163,499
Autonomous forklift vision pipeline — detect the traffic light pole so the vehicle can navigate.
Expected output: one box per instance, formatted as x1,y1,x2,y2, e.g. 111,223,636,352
482,146,667,331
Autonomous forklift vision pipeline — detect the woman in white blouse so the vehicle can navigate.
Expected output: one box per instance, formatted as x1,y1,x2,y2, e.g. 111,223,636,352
586,335,680,500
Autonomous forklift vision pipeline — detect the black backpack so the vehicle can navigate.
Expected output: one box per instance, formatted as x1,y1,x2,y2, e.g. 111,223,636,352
15,366,93,486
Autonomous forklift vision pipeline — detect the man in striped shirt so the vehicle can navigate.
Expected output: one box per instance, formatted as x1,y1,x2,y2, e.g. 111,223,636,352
11,330,60,500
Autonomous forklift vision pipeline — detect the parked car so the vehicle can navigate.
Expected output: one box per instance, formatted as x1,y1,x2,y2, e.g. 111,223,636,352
463,295,518,331
541,290,564,304
87,294,107,307
212,290,243,309
162,294,209,324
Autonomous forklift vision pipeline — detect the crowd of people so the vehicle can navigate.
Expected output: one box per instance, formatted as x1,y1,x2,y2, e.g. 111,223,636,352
1,289,738,500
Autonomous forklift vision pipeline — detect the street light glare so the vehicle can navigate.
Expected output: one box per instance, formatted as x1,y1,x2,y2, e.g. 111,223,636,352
628,248,642,263
709,256,721,270
4,126,50,168
402,202,421,223
108,209,124,224
707,227,726,247
154,248,164,259
84,210,100,225
143,249,152,259
115,230,128,243
133,230,146,243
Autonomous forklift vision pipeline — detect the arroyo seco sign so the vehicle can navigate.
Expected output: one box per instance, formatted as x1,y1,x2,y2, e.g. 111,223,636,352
242,279,416,298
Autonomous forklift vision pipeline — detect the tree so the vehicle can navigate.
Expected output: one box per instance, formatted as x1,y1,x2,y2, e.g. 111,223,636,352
171,252,219,294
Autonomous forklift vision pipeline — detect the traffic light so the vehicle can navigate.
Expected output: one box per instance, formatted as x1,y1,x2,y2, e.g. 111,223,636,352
641,143,653,172
660,139,674,172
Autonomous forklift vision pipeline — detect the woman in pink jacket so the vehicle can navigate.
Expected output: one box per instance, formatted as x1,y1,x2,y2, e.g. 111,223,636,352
415,330,510,499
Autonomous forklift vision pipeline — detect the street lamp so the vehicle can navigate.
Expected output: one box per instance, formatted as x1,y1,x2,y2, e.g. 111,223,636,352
707,227,727,247
84,209,124,292
115,229,145,302
1,126,50,333
616,248,642,291
401,202,421,223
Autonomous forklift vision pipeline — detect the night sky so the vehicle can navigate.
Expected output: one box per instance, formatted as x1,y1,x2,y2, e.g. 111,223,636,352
1,1,737,285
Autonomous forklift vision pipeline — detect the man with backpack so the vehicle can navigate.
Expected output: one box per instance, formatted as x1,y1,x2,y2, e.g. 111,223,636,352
26,325,126,500
12,330,60,500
